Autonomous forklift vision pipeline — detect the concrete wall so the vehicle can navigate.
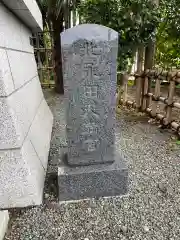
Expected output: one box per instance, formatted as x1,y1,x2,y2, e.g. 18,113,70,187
0,2,53,208
2,0,43,31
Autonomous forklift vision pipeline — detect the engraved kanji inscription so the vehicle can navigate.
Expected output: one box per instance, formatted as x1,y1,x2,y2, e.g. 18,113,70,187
84,139,99,152
87,141,96,152
61,24,118,166
85,86,98,98
85,123,99,134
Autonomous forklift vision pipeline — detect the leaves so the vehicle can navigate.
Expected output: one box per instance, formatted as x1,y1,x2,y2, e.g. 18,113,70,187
176,140,180,145
155,0,180,70
36,0,180,71
78,0,160,71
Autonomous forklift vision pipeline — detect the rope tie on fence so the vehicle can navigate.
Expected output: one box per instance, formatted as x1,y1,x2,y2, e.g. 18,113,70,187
156,69,163,80
163,97,168,104
169,72,177,82
166,71,169,80
175,72,179,78
159,116,167,126
167,100,175,107
176,124,180,133
152,95,159,101
143,69,150,77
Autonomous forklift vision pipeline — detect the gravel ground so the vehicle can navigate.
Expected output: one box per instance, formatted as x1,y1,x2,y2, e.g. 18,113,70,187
5,89,180,240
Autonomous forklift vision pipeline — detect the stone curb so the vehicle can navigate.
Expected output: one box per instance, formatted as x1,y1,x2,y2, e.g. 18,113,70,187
0,211,9,240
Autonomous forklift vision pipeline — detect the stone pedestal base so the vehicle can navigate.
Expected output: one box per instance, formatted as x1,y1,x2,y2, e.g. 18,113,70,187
58,153,128,202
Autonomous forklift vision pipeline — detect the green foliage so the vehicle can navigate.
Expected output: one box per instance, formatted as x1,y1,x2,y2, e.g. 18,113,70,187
156,0,180,70
127,80,134,86
78,0,160,71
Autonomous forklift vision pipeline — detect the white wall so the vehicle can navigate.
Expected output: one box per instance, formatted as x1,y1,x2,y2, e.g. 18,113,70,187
2,0,43,31
0,3,53,208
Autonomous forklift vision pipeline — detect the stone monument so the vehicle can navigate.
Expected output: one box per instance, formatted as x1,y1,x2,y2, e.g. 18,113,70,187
58,24,128,201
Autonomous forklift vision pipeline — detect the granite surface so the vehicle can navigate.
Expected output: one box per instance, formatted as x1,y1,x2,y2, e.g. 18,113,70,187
58,151,128,202
61,24,119,166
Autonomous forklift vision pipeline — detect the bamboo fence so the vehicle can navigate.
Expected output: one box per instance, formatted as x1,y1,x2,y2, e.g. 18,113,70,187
117,70,180,135
33,31,55,88
33,33,180,135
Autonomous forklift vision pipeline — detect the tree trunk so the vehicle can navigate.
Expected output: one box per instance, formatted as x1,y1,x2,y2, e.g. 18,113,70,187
134,45,144,85
144,0,159,70
73,0,77,27
64,0,70,29
144,41,155,70
52,21,64,94
68,10,71,28
137,45,144,73
79,12,82,24
143,0,159,107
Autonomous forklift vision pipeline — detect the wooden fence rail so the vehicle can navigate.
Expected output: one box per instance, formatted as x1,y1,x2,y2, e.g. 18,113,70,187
118,70,180,135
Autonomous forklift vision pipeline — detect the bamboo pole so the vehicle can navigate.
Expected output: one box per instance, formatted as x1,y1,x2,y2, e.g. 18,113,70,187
126,100,137,108
140,70,180,80
137,46,144,73
116,74,128,105
45,47,51,83
120,67,180,135
121,98,180,135
158,96,167,103
151,78,161,116
68,10,71,28
136,76,142,109
36,33,43,83
173,102,180,109
122,74,128,102
164,78,176,125
64,0,70,29
171,121,179,131
142,76,149,111
79,12,82,24
147,79,153,109
116,85,121,106
146,93,180,110
176,78,180,84
147,92,153,97
73,10,76,26
34,48,52,51
72,0,77,27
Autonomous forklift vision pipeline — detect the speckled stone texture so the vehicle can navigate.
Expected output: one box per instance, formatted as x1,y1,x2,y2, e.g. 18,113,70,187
0,98,53,208
0,2,53,208
58,152,128,202
59,24,128,201
61,24,118,166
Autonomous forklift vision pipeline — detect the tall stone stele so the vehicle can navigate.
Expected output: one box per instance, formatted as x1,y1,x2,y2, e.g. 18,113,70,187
58,24,128,201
